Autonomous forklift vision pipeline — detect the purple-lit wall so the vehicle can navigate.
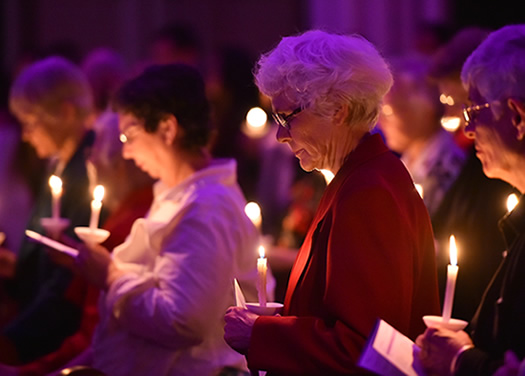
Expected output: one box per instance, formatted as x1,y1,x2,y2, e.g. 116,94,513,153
2,0,305,78
2,0,523,82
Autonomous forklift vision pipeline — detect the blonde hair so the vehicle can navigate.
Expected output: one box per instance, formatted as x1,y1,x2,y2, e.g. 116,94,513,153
9,56,93,126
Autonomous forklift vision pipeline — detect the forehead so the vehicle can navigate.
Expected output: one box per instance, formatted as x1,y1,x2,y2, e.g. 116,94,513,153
467,85,486,104
118,112,143,131
271,92,296,112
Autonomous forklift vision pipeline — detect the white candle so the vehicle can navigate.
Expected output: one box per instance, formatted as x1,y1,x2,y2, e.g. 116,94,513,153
257,245,267,307
245,202,262,230
49,175,63,219
442,235,458,322
89,185,105,229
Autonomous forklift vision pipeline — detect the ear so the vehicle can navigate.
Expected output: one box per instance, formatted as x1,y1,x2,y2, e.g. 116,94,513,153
333,104,349,126
158,114,178,145
508,98,525,141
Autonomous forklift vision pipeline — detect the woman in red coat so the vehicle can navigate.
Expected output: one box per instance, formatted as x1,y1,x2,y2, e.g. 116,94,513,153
224,30,441,375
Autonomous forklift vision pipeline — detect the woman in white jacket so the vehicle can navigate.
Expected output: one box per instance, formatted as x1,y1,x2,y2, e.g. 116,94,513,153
72,63,267,376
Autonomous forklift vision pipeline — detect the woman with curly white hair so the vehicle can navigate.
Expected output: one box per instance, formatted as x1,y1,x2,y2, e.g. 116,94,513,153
224,30,440,375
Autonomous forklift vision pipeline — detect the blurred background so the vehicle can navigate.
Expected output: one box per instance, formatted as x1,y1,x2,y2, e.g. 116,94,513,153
1,0,524,84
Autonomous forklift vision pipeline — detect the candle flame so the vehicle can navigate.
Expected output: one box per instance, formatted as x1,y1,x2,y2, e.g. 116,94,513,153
245,202,261,223
246,107,267,129
507,193,519,213
439,94,455,106
242,107,269,138
449,235,457,266
440,116,461,132
258,245,265,259
93,185,105,202
382,104,393,116
49,175,63,194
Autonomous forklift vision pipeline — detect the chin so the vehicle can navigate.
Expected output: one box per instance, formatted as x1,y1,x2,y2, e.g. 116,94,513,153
480,164,499,180
35,148,52,159
298,161,317,173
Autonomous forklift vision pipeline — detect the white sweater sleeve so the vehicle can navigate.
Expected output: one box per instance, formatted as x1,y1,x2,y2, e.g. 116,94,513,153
105,198,245,349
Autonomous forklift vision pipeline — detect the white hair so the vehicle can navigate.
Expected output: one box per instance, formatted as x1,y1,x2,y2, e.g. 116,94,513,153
255,30,393,130
461,24,525,104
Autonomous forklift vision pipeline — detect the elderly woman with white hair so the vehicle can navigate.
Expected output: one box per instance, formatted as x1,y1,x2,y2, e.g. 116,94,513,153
416,24,525,376
224,30,440,375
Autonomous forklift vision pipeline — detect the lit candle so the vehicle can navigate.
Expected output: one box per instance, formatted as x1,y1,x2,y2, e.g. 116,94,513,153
89,185,105,229
245,202,262,230
507,193,519,213
442,235,458,322
257,245,267,307
440,116,461,132
49,175,63,219
243,107,268,138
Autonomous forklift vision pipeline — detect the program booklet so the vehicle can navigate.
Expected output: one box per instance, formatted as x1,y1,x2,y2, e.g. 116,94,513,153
357,319,425,376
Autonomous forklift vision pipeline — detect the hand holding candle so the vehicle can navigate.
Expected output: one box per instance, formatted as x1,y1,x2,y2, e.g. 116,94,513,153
49,175,63,219
257,245,267,307
89,185,105,229
442,235,458,322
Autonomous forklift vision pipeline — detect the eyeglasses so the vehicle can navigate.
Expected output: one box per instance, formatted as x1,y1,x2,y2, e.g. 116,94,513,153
119,124,144,144
272,107,303,130
462,102,491,126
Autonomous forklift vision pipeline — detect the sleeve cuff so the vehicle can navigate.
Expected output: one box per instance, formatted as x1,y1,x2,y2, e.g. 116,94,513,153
451,344,475,375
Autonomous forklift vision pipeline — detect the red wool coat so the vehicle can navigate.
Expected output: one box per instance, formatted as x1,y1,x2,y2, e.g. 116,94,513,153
248,133,440,375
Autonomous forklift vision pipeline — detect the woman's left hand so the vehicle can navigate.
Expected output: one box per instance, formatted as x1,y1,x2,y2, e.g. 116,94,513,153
75,243,124,290
416,327,473,376
224,307,259,355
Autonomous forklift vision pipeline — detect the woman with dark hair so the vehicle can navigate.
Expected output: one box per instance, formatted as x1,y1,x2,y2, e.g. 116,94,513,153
68,64,265,376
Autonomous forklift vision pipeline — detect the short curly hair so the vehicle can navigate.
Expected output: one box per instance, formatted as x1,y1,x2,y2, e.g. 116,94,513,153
113,63,211,151
461,24,525,105
255,30,393,131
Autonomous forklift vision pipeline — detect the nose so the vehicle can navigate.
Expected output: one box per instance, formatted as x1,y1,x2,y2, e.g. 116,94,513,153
276,126,291,143
463,120,476,139
121,143,133,160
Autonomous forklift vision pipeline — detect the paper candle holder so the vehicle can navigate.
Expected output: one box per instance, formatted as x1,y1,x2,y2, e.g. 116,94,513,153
74,226,110,244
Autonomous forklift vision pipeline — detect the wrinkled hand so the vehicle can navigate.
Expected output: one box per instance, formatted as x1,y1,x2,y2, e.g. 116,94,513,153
224,307,259,355
75,243,124,290
494,351,525,376
0,248,16,279
415,327,473,376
